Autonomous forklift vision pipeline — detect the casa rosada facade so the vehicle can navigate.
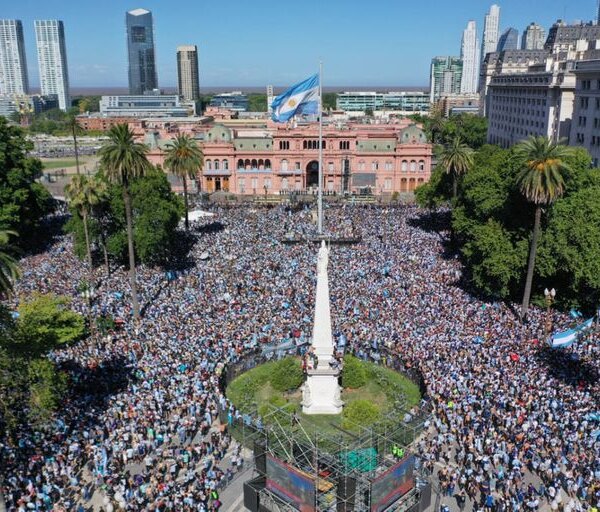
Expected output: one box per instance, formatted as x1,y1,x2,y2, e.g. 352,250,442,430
133,118,433,195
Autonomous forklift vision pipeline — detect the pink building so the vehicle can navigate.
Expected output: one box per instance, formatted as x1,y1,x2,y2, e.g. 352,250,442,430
136,118,433,195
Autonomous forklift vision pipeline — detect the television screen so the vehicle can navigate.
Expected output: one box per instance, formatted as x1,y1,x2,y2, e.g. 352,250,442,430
266,455,316,512
370,455,415,512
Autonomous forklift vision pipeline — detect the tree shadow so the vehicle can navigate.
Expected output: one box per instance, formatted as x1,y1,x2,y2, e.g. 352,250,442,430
194,221,225,235
21,208,68,256
407,209,452,239
533,345,599,388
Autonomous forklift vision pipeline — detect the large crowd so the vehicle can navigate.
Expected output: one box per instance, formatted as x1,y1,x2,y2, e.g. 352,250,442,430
1,204,599,512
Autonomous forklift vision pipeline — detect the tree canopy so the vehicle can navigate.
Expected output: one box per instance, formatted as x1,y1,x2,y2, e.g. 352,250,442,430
0,117,53,248
417,143,600,311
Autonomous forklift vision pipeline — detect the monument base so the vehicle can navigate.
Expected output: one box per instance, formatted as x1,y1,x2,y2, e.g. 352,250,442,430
301,368,343,415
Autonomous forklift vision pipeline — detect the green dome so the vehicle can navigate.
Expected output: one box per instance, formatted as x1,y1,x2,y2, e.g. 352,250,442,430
399,124,427,144
206,124,232,143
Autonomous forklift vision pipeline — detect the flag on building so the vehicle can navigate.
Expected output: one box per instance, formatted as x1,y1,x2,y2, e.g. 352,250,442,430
271,73,319,122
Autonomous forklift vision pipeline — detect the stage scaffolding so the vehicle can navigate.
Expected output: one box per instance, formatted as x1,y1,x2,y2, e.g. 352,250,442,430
227,396,431,512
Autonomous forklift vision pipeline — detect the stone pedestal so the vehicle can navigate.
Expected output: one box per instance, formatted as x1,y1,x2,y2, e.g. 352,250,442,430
302,368,343,415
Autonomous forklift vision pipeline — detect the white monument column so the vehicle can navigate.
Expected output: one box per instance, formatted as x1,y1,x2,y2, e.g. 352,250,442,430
302,241,343,415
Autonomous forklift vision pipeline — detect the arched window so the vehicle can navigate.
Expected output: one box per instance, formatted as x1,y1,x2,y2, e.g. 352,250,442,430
214,159,219,170
237,159,244,169
303,140,307,149
418,160,425,172
401,160,408,172
223,160,229,170
251,159,258,168
359,160,365,171
205,159,212,170
281,159,288,171
265,159,271,169
322,140,326,149
258,159,264,169
410,160,416,172
244,159,251,169
372,161,378,171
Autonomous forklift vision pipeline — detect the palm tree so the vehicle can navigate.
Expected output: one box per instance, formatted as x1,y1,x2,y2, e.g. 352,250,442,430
440,136,474,199
98,124,151,321
164,135,203,230
65,175,108,270
515,136,573,320
67,114,82,175
0,230,19,296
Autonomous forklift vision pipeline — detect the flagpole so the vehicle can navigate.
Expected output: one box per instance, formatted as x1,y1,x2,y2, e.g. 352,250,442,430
318,60,323,234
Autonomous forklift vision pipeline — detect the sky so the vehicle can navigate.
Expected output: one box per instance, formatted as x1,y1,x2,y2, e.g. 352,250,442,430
3,0,595,89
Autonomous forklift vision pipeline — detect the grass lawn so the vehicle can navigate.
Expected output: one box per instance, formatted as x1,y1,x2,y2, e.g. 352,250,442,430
42,159,77,170
226,356,421,440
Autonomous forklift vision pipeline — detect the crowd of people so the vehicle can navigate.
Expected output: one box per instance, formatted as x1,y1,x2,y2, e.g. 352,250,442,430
1,203,599,511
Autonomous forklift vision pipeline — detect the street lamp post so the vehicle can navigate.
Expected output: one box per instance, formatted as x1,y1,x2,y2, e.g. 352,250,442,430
80,283,96,333
544,288,556,336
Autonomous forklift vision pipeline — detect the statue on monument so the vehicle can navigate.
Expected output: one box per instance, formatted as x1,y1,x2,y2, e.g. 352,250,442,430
317,240,329,276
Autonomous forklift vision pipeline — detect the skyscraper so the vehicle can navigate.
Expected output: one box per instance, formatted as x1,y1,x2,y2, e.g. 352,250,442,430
126,8,158,95
460,21,480,94
430,56,463,102
497,28,519,51
481,5,500,62
0,20,29,95
34,20,69,110
176,45,199,102
521,23,546,50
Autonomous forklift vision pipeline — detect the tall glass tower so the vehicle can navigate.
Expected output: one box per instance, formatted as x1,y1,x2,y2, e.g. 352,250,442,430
34,20,70,110
0,20,29,95
126,8,158,95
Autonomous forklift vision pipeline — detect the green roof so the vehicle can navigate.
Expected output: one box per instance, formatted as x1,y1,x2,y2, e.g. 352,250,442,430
356,139,396,152
234,138,273,151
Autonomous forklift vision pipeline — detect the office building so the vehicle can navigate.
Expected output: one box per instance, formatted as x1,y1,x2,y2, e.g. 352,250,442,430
126,8,158,95
34,20,70,110
336,91,430,113
435,94,480,116
486,63,576,148
100,92,195,117
497,28,519,52
569,59,600,166
478,49,549,114
481,5,501,62
545,21,600,53
430,56,463,102
522,23,546,50
460,21,480,94
209,92,249,112
266,85,274,114
0,20,29,95
176,45,199,102
0,93,57,119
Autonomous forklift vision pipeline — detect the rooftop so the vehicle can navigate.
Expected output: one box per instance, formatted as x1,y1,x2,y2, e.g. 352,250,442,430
128,8,150,16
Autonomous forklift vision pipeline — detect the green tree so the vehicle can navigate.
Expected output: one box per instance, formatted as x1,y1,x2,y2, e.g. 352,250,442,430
0,230,19,297
342,355,367,389
98,124,151,321
164,135,203,230
322,92,337,110
64,175,108,269
270,357,304,392
248,94,267,112
342,400,381,431
440,114,488,149
66,114,82,174
440,136,474,199
14,293,85,356
515,136,573,319
364,107,374,117
0,117,53,248
427,106,446,144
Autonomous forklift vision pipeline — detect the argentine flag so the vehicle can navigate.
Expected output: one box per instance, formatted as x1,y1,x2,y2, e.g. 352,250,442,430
271,73,319,122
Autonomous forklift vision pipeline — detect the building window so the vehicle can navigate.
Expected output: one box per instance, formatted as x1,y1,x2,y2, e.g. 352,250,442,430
265,159,271,169
385,161,393,171
205,159,212,170
295,162,301,170
281,159,288,171
282,177,289,190
339,140,350,150
238,178,245,192
214,159,219,170
251,177,258,191
358,161,365,171
384,178,392,190
371,161,379,171
401,160,408,172
419,160,425,172
327,180,334,191
279,140,290,150
328,162,334,172
410,160,416,172
223,160,229,170
264,178,271,190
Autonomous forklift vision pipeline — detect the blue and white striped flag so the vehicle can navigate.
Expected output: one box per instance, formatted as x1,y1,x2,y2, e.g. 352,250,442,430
271,73,319,122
